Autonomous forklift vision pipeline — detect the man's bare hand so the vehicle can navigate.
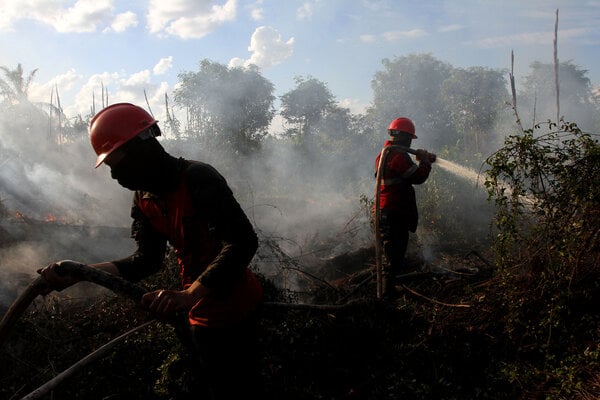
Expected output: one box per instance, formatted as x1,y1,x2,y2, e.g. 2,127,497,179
37,260,83,294
141,289,195,316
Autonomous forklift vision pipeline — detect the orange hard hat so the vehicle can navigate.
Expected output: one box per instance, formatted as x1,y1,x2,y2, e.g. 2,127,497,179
388,117,417,139
89,103,158,168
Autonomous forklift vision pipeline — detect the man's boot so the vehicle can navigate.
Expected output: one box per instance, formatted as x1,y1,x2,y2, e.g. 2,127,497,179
381,269,395,297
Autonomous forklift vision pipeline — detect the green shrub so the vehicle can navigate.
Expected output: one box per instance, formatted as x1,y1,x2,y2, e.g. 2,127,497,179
484,120,600,397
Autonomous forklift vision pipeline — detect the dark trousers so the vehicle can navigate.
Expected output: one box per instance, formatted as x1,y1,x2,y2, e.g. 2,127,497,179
379,210,410,273
185,320,264,400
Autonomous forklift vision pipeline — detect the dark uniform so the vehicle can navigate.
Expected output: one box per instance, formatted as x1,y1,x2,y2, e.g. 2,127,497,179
113,157,263,399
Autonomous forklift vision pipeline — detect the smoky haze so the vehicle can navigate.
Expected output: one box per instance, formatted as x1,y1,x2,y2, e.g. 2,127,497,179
1,53,597,307
166,132,377,291
0,102,377,306
0,104,136,304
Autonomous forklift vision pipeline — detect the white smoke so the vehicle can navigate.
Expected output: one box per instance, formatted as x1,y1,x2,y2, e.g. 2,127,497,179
0,103,136,304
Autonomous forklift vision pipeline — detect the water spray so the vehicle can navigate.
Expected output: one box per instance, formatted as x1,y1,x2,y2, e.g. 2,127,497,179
431,156,533,206
396,146,485,186
435,158,483,187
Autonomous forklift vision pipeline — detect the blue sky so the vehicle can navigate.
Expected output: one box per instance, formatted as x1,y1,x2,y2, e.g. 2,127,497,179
1,0,599,129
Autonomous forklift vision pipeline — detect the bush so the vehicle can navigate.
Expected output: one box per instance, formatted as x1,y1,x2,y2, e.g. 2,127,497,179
484,120,600,398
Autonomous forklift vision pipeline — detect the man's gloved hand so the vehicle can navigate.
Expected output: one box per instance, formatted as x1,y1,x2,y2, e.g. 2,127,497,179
415,149,429,162
415,149,436,163
37,260,84,294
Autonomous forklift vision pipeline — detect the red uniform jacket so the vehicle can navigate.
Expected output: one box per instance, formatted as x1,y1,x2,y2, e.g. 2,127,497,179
374,140,431,231
116,159,262,327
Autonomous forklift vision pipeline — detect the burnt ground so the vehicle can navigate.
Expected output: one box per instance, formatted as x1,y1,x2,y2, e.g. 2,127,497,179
0,223,598,399
0,247,501,400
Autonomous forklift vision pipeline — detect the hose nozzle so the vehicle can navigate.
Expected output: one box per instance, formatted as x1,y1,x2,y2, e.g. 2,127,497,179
393,146,436,163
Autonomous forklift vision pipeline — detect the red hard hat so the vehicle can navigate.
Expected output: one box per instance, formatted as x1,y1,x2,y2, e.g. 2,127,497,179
388,117,417,139
90,103,158,168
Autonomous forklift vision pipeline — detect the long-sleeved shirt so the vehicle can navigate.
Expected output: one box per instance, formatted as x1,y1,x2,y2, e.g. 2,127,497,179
374,140,431,231
113,158,258,290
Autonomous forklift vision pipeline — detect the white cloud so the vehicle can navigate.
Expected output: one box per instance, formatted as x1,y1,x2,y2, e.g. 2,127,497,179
469,31,552,49
248,0,264,21
229,26,294,69
338,98,367,115
359,29,427,44
104,11,138,33
469,26,598,49
153,57,174,75
382,29,428,41
359,34,377,43
53,0,114,32
297,2,314,20
28,69,84,104
0,1,24,31
122,70,151,87
72,71,121,113
0,0,115,33
439,24,463,33
147,0,237,39
65,69,172,120
228,57,245,68
25,63,173,122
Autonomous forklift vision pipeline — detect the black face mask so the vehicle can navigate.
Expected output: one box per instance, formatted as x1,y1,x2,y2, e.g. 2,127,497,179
110,163,152,191
108,139,175,193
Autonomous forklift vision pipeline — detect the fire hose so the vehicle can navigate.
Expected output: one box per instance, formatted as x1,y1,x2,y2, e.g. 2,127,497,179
0,262,163,400
0,261,148,346
1,262,369,399
19,320,157,400
374,146,391,299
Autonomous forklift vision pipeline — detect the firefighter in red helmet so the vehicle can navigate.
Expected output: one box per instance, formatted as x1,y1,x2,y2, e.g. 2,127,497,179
374,117,436,296
38,103,264,399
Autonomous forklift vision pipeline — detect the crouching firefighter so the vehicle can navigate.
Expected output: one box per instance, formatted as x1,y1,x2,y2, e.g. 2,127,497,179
374,117,436,298
38,103,265,399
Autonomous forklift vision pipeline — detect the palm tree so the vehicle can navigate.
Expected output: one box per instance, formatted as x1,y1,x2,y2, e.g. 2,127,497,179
0,63,38,104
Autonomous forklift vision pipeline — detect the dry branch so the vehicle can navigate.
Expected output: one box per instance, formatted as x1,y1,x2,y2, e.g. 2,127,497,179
400,284,471,308
264,298,367,313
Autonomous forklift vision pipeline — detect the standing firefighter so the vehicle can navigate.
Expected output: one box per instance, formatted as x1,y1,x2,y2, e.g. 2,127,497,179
374,117,436,297
38,103,264,399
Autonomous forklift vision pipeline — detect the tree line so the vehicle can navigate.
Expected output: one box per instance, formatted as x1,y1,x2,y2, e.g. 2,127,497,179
1,53,598,163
